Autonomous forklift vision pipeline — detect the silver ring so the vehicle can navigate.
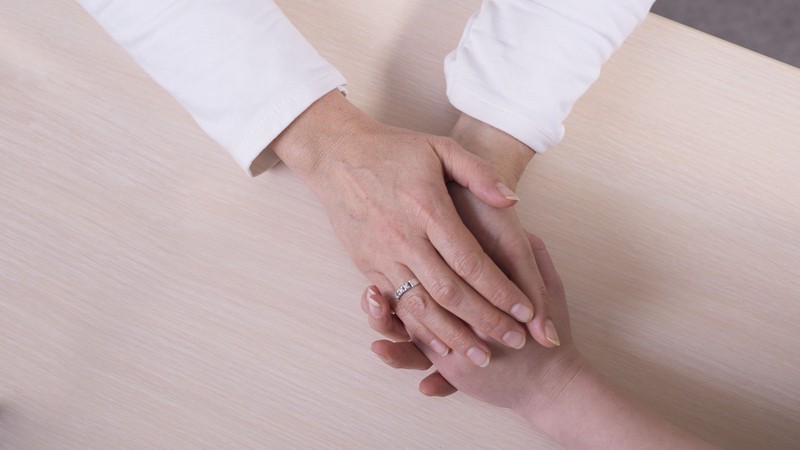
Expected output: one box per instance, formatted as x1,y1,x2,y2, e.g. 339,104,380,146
394,278,420,300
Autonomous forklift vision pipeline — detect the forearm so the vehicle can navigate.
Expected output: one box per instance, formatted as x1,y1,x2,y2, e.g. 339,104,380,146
523,364,718,449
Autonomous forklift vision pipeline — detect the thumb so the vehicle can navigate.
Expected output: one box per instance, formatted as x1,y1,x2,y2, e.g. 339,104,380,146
433,137,519,208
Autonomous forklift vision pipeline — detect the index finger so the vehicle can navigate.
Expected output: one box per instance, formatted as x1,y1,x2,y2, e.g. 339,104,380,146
426,211,538,324
407,238,530,350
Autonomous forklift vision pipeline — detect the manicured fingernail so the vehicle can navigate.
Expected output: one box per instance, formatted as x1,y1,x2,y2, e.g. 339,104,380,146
503,330,526,349
496,182,520,201
430,339,450,356
467,347,490,367
368,297,382,318
511,303,534,322
368,287,379,296
545,319,561,347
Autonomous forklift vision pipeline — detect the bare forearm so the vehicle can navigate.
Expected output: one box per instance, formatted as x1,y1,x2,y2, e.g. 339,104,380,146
523,364,718,450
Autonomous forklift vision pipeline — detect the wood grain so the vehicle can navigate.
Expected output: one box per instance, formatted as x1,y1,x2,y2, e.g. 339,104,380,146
1,1,799,448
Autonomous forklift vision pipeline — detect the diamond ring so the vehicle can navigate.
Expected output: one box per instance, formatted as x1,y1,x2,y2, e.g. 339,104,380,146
394,278,421,300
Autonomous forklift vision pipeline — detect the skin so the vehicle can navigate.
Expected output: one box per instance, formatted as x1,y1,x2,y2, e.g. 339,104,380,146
270,90,558,366
362,233,718,449
448,113,559,348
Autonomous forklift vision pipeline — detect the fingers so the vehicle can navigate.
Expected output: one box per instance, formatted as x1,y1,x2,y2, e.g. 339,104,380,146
363,282,453,358
444,184,558,349
528,233,565,298
362,286,409,341
363,290,457,397
387,274,494,365
415,226,534,346
370,340,432,370
525,233,565,346
419,371,457,397
495,242,558,348
432,137,519,209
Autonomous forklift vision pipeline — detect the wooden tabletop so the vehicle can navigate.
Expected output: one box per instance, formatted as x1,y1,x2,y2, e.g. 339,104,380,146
2,1,799,448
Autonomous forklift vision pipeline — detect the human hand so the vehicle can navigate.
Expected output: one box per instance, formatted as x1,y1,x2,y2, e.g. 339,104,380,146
364,235,717,450
449,185,559,348
364,232,584,412
449,113,559,347
271,90,540,366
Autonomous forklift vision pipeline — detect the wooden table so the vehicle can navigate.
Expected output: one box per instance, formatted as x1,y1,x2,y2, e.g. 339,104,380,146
2,1,799,448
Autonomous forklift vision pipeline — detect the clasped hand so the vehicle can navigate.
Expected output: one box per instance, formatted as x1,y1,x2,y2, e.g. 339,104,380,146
271,90,558,365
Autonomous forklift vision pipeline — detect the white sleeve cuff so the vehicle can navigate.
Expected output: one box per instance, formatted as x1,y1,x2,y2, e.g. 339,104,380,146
78,0,346,175
445,0,654,152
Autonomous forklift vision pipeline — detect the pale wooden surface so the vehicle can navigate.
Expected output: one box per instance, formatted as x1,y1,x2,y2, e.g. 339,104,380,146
2,1,799,448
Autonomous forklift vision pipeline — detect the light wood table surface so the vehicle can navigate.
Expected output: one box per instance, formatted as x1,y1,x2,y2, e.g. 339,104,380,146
2,1,799,448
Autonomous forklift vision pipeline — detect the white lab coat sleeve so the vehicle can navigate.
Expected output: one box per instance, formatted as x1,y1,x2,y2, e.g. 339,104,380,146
445,0,655,152
77,0,346,175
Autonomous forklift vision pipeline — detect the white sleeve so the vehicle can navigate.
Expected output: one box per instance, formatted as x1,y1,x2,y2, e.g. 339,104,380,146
77,0,346,175
445,0,654,152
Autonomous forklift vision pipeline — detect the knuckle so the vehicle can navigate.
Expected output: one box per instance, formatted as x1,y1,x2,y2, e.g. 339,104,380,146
373,312,393,332
399,292,429,316
431,137,459,167
446,330,475,353
452,251,485,281
352,254,372,272
405,322,427,340
435,136,458,151
429,280,463,310
413,197,440,224
470,157,491,175
478,311,508,336
486,281,519,308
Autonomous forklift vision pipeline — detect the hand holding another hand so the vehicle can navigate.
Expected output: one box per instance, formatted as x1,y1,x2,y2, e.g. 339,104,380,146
271,91,557,365
364,232,582,412
364,232,717,450
449,113,561,347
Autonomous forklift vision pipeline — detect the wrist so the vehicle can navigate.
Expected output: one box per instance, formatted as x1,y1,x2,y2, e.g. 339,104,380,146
520,355,716,449
269,89,367,183
450,113,534,190
513,346,587,429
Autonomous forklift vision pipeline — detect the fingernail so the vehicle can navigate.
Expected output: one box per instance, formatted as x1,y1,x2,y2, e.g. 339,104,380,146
430,339,450,356
368,297,382,318
368,287,379,296
502,330,526,349
503,330,525,349
496,182,520,201
511,303,534,322
467,347,490,367
544,319,561,347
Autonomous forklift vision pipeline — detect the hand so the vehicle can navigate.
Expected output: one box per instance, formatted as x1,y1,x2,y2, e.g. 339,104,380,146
449,113,559,347
271,90,541,366
364,232,582,410
364,236,718,450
